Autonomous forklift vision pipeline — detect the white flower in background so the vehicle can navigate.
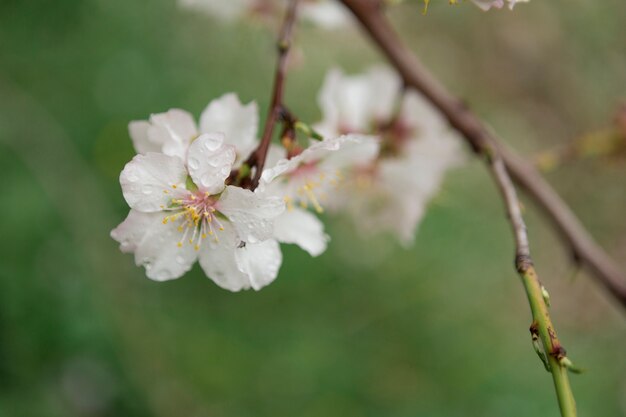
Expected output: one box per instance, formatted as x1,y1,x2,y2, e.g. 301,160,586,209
127,93,331,258
260,134,379,255
470,0,529,11
178,0,264,22
129,93,258,166
315,66,402,138
111,133,285,291
299,0,350,30
315,66,464,246
178,0,350,29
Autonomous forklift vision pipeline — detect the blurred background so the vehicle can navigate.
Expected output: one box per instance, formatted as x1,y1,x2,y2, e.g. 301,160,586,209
1,0,625,416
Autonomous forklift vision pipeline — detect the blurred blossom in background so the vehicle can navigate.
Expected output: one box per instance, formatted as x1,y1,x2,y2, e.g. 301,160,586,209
1,0,626,416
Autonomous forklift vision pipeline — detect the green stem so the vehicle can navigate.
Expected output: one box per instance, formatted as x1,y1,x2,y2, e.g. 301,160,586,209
520,265,577,417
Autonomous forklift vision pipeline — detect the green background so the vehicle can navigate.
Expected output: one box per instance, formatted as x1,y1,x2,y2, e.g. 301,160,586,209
1,0,625,416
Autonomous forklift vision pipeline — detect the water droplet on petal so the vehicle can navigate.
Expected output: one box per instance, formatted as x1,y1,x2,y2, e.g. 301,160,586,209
188,157,200,170
204,136,222,151
125,168,139,182
175,255,186,264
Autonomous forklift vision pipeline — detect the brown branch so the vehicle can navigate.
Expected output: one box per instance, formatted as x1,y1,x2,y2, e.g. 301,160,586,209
247,0,300,189
339,0,626,308
338,2,584,414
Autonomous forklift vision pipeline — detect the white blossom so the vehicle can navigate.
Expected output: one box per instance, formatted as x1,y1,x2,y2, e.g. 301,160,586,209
178,0,350,29
260,134,379,254
111,133,285,291
126,93,331,258
315,67,464,245
129,93,258,165
470,0,529,11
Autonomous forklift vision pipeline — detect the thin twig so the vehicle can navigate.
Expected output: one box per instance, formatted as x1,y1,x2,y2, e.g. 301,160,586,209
339,0,583,415
247,0,300,189
338,0,626,307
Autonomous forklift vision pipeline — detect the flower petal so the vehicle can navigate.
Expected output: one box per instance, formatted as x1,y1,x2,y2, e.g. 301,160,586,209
120,153,188,212
111,209,198,281
471,0,505,10
217,185,284,243
187,133,236,195
401,90,448,134
317,66,400,135
199,93,259,156
260,134,378,185
148,109,198,160
197,223,252,291
320,134,380,171
300,1,351,30
274,208,329,256
129,120,162,154
234,239,282,291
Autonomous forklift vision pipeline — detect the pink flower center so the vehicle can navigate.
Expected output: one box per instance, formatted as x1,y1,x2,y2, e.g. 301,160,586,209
284,162,343,213
163,191,225,250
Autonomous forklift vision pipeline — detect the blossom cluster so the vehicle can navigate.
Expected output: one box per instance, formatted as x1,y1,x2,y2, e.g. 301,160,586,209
178,0,530,25
179,0,351,29
468,0,529,10
112,67,463,290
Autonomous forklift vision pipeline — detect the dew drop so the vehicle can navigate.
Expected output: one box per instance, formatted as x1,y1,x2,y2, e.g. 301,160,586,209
142,187,153,195
204,136,221,151
175,255,186,264
188,157,200,170
124,168,139,182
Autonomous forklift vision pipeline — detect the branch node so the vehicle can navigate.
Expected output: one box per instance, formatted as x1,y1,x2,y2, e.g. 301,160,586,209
515,254,534,273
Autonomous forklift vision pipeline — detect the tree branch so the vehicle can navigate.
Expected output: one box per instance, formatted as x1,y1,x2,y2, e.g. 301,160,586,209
337,0,593,415
247,0,300,189
338,0,626,307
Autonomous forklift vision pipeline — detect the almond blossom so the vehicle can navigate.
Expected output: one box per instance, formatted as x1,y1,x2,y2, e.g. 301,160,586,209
125,93,332,258
260,134,379,254
129,93,258,165
111,133,285,291
470,0,530,11
315,67,464,246
178,0,350,29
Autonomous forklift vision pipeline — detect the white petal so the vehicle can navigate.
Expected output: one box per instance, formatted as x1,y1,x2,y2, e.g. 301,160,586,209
148,109,198,160
471,0,505,10
274,208,328,256
317,66,400,134
111,210,198,281
320,134,380,171
234,239,282,291
111,208,154,253
401,90,448,134
365,66,402,123
217,185,284,243
199,93,259,155
120,153,188,212
187,133,236,195
316,68,343,137
261,134,379,185
129,120,161,154
179,0,251,20
198,224,252,291
300,1,351,30
507,0,529,9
